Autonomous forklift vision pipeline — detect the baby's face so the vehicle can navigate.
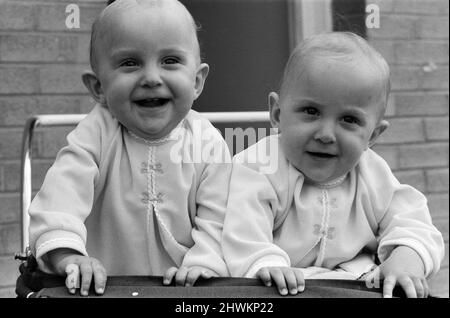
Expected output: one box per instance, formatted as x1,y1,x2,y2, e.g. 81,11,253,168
273,57,386,184
94,4,206,139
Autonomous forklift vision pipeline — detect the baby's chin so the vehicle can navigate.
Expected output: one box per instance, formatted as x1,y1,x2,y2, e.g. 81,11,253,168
131,118,186,140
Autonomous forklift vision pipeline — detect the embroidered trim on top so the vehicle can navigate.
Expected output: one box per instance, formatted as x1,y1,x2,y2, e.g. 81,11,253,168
144,144,182,265
314,189,332,267
127,118,186,145
311,173,348,189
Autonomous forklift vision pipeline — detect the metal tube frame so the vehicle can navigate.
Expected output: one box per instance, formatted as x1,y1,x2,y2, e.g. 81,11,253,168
18,111,269,256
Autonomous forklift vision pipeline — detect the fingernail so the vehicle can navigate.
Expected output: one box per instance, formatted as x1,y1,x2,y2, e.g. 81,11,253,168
163,279,169,285
384,294,392,298
69,288,75,294
81,290,88,296
298,285,305,292
185,283,191,287
97,288,104,294
290,288,298,295
280,288,288,295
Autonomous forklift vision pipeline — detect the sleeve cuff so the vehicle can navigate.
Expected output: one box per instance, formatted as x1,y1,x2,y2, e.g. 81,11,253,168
34,230,87,274
244,255,290,278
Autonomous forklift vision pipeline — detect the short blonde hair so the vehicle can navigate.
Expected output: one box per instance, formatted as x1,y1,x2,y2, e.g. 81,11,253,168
89,0,201,74
280,32,390,118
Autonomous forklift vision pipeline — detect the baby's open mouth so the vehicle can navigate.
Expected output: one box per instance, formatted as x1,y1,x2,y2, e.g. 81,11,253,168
307,151,337,159
134,98,170,108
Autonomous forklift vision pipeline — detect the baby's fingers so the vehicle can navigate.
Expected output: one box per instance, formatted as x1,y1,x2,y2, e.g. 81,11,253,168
79,262,93,296
293,269,305,292
257,268,272,287
280,269,298,295
175,266,189,286
163,267,178,285
397,276,417,298
91,258,107,295
422,278,430,298
185,268,208,287
65,264,80,294
269,268,288,296
383,275,396,298
413,278,426,298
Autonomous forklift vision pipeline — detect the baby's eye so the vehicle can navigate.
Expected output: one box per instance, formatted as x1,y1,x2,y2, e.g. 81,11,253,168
162,56,180,65
119,59,138,67
342,116,360,125
301,107,319,116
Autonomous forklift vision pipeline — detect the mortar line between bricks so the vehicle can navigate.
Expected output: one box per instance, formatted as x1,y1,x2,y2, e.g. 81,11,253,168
370,36,450,41
0,285,16,290
0,220,19,226
386,63,450,67
0,93,91,97
0,127,26,133
4,0,106,4
0,30,91,35
0,255,20,259
0,29,91,35
0,124,80,129
0,158,56,163
395,170,449,177
376,141,449,146
385,89,449,94
415,191,449,196
0,61,91,66
390,90,449,94
371,38,450,43
383,115,449,119
380,12,450,17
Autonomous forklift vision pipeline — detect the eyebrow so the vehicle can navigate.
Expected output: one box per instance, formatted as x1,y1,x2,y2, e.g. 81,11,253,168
294,98,369,118
109,48,139,60
109,47,191,60
341,107,368,119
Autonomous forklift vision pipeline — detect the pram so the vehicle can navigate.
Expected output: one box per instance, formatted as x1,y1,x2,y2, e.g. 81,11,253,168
13,111,402,298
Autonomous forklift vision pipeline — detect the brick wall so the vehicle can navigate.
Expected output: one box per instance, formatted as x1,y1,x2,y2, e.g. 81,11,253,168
0,0,104,297
0,0,448,298
368,0,449,297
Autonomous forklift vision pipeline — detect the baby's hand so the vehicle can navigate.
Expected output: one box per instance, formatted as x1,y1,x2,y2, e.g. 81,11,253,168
47,248,107,296
375,246,428,298
256,266,305,296
163,266,217,287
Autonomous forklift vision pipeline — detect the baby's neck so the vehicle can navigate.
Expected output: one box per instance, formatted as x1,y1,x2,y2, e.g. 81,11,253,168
304,174,348,189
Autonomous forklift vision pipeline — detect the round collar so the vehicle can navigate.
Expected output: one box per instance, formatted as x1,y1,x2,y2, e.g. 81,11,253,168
127,119,186,145
306,174,348,189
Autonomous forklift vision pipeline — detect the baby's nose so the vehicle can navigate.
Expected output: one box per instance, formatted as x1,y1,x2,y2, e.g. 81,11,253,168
314,122,336,144
140,66,162,87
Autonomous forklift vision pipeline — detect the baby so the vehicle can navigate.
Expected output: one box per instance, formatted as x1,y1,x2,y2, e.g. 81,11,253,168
29,0,231,296
222,32,444,298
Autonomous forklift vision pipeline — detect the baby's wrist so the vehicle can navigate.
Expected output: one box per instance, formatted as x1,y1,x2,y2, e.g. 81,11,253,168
47,248,82,270
390,245,426,275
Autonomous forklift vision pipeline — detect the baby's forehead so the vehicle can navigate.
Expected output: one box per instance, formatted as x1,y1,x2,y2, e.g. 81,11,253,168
92,0,200,60
100,0,192,29
284,58,386,107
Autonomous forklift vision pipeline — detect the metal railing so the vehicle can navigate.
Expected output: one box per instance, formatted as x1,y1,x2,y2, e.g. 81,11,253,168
18,111,270,257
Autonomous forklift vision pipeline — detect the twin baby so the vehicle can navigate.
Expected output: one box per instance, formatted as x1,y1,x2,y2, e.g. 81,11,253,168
29,0,444,298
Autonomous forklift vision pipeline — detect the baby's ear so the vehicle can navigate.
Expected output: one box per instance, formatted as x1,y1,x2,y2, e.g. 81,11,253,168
268,92,281,131
193,63,210,100
368,120,389,148
81,71,106,105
